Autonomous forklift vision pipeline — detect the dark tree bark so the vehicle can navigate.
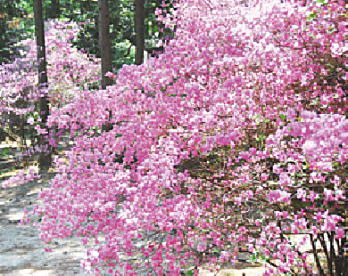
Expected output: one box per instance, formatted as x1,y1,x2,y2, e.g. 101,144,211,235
98,0,113,89
134,0,145,65
33,0,52,172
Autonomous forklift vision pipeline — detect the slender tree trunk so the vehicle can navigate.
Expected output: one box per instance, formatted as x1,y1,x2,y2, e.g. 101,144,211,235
134,0,145,65
34,0,52,172
98,0,113,89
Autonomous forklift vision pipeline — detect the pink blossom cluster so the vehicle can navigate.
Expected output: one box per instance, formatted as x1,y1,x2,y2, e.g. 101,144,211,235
0,20,100,171
0,19,100,116
269,110,348,172
26,0,347,275
15,144,50,162
2,167,39,188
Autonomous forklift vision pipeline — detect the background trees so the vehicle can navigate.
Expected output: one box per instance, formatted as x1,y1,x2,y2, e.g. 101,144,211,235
0,0,28,64
0,0,164,68
33,0,51,171
135,0,145,64
0,0,165,169
47,0,60,19
98,0,113,88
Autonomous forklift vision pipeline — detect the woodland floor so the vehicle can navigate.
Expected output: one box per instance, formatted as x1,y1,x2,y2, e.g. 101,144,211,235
0,171,90,276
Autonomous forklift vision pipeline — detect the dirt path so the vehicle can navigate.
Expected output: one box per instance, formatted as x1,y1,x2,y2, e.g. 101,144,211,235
0,174,90,276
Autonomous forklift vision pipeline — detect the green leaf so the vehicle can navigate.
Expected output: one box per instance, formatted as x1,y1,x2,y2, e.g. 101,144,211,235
315,0,328,4
185,270,195,276
249,254,258,262
256,135,266,142
1,148,10,158
279,114,287,121
306,11,317,21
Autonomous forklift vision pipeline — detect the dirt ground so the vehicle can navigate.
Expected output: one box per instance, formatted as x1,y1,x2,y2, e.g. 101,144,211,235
0,173,90,276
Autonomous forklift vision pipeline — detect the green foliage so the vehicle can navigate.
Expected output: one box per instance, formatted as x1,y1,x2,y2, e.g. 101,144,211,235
185,270,195,276
306,11,317,21
0,148,10,160
113,40,136,69
279,114,287,121
315,0,329,5
0,0,29,63
1,0,170,67
52,0,164,68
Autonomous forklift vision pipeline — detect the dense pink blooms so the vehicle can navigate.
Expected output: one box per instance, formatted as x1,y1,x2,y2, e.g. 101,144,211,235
0,20,100,126
267,190,291,204
2,168,40,188
11,0,348,275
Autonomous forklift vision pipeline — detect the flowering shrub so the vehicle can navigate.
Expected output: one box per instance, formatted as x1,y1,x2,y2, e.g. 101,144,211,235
1,167,40,188
0,20,100,146
28,0,347,275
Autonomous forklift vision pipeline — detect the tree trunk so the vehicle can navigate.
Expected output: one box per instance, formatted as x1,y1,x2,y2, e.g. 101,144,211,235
98,0,113,89
134,0,145,65
34,0,52,172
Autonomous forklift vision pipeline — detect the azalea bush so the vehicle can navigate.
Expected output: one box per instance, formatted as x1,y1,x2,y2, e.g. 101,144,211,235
26,0,347,275
0,19,100,156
